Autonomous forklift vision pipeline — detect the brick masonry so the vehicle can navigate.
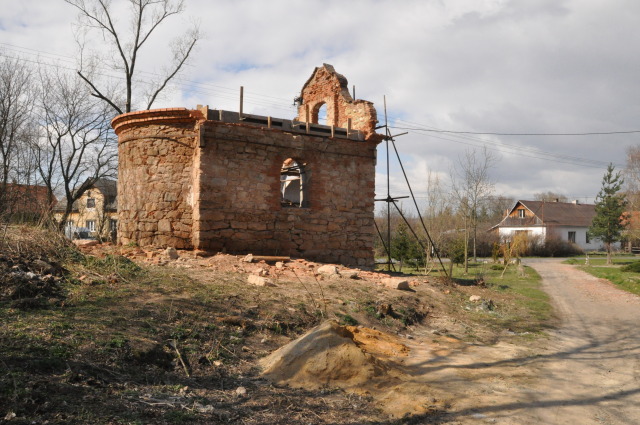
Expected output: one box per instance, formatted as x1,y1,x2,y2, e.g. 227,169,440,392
112,65,383,267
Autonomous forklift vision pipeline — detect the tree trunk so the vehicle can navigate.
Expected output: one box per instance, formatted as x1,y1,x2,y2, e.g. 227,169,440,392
464,226,469,274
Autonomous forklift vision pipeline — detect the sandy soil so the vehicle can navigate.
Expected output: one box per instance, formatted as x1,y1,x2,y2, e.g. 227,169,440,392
410,258,640,424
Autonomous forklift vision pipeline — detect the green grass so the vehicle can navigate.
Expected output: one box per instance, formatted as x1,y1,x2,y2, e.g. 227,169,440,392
562,255,640,296
574,265,640,296
563,256,637,266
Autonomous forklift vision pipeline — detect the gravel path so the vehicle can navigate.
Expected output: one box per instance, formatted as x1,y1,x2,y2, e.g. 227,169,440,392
426,258,640,424
514,258,640,424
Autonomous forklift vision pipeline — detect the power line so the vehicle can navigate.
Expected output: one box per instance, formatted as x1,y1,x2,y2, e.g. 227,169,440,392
387,119,621,169
391,125,640,136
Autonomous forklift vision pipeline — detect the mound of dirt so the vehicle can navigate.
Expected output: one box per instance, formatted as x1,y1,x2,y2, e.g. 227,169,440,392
260,320,448,418
260,320,403,390
345,325,410,358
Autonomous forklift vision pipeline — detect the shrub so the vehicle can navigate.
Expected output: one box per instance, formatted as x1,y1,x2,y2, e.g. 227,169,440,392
621,261,640,273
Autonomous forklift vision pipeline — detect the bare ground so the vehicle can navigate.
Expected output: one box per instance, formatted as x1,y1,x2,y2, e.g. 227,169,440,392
3,229,639,424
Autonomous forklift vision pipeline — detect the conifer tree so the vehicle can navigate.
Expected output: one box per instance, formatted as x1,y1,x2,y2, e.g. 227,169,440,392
589,164,627,264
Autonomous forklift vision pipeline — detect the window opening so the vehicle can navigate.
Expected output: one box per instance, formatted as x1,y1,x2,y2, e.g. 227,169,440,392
518,208,525,218
568,231,576,243
317,104,327,125
280,158,306,207
86,220,96,232
586,232,590,244
311,102,328,125
87,198,96,208
110,219,117,231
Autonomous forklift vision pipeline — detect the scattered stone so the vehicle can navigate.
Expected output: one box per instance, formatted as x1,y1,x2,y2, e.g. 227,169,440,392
341,269,359,279
73,239,99,247
194,403,215,413
382,278,410,290
477,300,496,311
317,265,339,276
469,295,482,302
247,275,275,287
235,386,247,397
165,247,179,260
275,261,285,269
243,254,254,263
30,259,55,275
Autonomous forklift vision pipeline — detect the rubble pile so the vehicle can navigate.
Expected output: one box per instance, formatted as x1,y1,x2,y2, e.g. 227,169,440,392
0,255,66,309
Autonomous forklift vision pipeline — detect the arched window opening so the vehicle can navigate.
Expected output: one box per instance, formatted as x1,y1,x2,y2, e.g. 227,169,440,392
281,158,306,207
311,102,327,125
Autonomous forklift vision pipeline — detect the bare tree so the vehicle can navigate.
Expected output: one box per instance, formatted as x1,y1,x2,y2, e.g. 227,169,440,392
623,146,640,246
451,146,496,271
34,68,118,229
423,170,454,265
64,0,199,114
0,55,37,216
533,191,568,203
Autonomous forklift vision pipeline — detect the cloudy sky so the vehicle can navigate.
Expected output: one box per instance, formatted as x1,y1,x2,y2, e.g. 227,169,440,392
2,0,639,212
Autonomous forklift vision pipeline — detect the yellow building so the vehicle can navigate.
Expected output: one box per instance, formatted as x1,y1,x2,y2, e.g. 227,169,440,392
53,179,117,241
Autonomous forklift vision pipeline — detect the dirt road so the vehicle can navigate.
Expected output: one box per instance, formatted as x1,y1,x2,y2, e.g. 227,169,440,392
423,258,640,424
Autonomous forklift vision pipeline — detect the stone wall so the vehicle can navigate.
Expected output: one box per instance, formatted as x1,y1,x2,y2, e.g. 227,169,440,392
113,109,204,249
113,65,382,266
194,120,378,266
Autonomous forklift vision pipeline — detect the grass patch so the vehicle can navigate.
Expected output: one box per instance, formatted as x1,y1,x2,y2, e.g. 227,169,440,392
444,262,553,337
575,265,640,296
563,256,637,266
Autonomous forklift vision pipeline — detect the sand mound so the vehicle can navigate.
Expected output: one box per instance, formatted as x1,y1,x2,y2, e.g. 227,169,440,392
260,320,406,390
345,325,410,358
260,321,449,418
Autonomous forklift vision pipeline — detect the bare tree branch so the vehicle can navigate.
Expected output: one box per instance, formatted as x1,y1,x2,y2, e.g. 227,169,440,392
64,0,198,114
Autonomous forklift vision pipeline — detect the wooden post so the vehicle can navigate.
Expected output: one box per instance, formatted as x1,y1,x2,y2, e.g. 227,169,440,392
267,116,272,128
305,104,310,133
352,85,356,99
239,86,244,120
347,118,352,137
331,125,335,138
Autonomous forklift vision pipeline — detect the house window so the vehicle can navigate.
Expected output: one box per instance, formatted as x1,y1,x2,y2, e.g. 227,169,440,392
586,233,590,244
518,208,526,218
110,219,117,231
65,220,74,228
86,220,96,232
87,198,96,209
280,158,306,207
568,231,576,243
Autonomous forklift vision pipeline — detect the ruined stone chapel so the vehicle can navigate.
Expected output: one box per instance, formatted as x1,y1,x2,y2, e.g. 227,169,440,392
112,64,383,267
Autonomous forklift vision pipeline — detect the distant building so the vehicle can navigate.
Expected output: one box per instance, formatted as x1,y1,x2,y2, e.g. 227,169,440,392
53,179,117,240
1,183,56,220
490,199,618,251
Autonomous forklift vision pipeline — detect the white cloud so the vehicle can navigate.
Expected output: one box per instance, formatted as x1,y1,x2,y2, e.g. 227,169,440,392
2,0,637,204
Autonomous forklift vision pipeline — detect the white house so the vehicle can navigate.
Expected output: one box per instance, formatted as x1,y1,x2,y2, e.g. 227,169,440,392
491,200,618,251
